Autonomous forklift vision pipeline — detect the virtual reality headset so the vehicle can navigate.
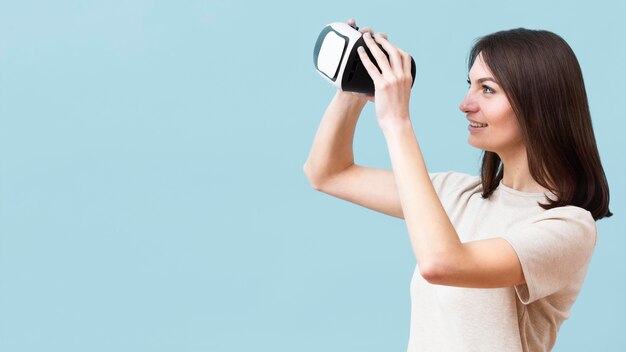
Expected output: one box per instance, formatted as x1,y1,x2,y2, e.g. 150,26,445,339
313,22,416,95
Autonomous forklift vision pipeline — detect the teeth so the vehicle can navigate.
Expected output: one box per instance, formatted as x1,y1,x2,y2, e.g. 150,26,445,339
470,122,488,128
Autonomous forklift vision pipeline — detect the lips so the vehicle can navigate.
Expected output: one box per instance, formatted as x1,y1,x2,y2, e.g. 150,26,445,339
467,118,488,128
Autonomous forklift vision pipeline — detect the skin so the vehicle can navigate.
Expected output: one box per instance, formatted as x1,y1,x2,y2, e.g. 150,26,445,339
461,54,550,193
355,24,545,288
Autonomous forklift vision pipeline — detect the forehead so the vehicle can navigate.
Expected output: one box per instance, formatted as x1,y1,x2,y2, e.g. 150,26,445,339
469,53,494,78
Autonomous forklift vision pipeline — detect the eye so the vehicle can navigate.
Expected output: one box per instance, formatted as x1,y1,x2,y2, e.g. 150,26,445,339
482,85,495,94
466,79,471,86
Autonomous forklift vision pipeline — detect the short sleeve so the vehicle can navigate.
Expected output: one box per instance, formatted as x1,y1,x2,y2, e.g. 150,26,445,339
501,206,597,304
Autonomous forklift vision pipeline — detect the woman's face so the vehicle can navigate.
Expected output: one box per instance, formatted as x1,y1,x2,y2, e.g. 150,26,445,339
459,53,523,155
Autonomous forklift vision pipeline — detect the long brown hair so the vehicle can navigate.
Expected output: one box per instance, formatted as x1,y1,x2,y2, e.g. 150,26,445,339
468,28,612,220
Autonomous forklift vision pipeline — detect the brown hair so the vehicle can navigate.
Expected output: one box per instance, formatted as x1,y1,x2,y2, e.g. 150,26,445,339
468,28,612,220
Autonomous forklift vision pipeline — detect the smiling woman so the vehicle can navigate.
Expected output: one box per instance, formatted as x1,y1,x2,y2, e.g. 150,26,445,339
466,30,612,219
304,19,612,352
462,56,525,158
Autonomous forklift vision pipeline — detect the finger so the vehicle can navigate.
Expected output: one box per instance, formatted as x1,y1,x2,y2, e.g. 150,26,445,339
347,19,360,30
398,48,413,87
378,32,388,40
359,27,373,35
398,48,414,86
357,46,384,83
362,32,392,74
373,33,403,76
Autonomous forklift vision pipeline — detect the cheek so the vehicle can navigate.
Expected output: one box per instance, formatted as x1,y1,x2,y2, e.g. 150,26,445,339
497,108,522,141
469,102,523,151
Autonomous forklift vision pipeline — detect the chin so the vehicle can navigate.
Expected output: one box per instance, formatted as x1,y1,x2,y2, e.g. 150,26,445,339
468,137,499,154
468,136,485,149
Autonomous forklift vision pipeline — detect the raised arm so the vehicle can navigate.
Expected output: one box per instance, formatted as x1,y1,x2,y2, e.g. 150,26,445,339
303,90,404,219
302,89,365,186
303,19,405,219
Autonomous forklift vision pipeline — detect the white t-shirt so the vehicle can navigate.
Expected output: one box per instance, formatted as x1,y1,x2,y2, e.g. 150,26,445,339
407,172,597,352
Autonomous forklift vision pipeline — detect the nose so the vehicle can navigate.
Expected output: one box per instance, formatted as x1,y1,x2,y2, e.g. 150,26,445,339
459,92,478,114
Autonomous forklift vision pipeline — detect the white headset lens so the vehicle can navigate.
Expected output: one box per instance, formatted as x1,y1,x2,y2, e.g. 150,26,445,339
317,31,346,79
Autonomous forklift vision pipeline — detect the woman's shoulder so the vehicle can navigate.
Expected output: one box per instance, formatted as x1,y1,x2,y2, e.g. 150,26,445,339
528,205,597,244
429,171,481,188
534,205,595,225
543,204,594,217
429,171,482,199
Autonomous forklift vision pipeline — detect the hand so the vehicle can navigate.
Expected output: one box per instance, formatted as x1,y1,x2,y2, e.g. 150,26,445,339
357,31,413,129
340,19,388,104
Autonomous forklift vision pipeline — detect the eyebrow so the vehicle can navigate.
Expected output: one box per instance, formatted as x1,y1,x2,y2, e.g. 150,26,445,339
467,77,500,85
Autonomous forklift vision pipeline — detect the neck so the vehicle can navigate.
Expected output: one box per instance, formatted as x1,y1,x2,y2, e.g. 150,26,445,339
498,146,550,193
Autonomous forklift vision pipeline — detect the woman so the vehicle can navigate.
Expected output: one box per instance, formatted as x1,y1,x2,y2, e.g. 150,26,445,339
303,18,612,351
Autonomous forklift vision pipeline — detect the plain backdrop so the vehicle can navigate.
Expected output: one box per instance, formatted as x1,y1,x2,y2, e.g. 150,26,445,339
0,1,624,351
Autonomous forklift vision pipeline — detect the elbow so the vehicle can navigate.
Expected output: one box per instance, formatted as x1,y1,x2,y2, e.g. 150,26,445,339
303,163,324,191
418,258,451,285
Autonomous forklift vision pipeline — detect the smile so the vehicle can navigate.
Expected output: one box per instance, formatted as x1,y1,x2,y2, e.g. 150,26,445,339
469,121,488,128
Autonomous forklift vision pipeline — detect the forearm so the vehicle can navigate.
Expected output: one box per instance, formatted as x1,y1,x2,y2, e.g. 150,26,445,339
381,120,462,271
303,91,367,183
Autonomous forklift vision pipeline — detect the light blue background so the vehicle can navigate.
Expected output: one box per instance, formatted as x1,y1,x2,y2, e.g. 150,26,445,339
0,1,624,351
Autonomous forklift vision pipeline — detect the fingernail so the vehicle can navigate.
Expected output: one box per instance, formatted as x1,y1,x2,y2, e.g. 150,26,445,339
357,46,365,53
363,32,371,38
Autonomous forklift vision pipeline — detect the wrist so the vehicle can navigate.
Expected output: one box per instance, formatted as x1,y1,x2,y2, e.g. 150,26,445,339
380,119,414,136
336,90,367,106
